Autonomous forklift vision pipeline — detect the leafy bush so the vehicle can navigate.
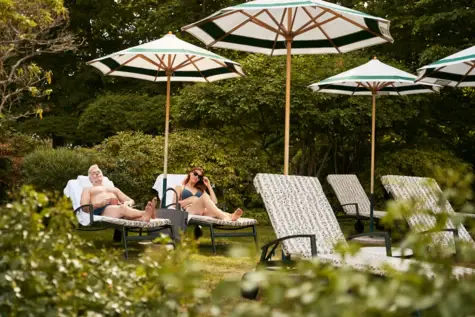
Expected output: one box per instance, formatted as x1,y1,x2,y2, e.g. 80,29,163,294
0,131,48,202
21,147,93,191
78,93,166,145
361,148,472,206
0,187,213,315
93,130,271,208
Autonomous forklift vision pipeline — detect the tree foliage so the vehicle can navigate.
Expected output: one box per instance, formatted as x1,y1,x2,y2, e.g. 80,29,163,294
77,93,167,145
0,0,76,119
93,130,270,207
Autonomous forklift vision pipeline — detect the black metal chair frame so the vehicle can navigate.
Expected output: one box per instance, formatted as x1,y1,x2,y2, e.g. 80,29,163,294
74,204,175,259
162,187,258,254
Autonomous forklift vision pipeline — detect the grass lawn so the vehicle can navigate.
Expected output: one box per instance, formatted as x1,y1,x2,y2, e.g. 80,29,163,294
76,218,474,315
77,218,359,292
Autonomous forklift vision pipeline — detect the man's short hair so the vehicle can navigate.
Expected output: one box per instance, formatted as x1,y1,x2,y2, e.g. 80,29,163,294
88,164,100,175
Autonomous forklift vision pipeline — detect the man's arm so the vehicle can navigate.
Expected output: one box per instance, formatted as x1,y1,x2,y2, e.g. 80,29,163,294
80,188,91,208
112,188,134,206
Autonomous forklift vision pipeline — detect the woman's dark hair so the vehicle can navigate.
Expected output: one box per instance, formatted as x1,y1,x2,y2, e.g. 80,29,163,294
183,167,207,193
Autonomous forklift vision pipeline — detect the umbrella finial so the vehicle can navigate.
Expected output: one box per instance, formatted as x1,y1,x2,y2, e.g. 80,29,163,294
168,31,173,35
373,56,378,60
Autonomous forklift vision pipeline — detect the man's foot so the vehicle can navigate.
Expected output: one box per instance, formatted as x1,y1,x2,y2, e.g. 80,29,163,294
231,208,243,221
151,197,158,219
139,201,153,222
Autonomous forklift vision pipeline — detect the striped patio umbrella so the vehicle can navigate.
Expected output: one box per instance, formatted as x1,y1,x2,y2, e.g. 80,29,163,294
417,45,475,87
182,0,394,175
309,57,440,231
88,32,244,206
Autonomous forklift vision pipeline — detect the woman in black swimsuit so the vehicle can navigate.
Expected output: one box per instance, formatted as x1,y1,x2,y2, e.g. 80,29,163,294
175,167,243,221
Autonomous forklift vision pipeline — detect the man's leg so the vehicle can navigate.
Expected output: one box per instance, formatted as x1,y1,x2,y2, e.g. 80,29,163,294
102,203,153,222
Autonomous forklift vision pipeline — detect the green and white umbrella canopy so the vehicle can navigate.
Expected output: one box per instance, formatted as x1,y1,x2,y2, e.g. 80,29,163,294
309,58,439,231
182,0,393,55
88,33,244,206
417,45,475,87
88,33,244,82
182,0,393,175
309,58,438,95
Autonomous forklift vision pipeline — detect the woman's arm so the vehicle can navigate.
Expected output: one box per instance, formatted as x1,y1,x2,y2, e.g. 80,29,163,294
203,177,218,204
174,185,183,208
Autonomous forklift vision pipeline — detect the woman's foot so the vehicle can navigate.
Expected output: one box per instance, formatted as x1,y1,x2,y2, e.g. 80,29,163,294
231,208,243,221
151,197,158,219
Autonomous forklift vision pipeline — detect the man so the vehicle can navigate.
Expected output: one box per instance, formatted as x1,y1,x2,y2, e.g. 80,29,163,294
80,165,155,222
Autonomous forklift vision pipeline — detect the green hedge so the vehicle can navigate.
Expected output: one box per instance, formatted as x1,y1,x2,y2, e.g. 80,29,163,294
21,147,94,191
94,130,272,208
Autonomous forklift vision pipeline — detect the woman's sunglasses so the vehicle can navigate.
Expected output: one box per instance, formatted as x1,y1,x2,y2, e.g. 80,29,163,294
192,171,203,180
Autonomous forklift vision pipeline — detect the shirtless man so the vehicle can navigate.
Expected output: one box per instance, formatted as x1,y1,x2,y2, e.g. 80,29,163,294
80,165,155,222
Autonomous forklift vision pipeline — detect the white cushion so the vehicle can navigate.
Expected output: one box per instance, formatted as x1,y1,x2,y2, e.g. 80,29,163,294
152,174,187,208
63,175,114,226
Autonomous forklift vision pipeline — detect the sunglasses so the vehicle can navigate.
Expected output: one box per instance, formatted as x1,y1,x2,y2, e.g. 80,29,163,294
192,171,203,179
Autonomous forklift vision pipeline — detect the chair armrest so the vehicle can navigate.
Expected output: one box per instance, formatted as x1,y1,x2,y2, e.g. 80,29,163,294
420,228,460,258
348,231,392,256
74,204,94,225
260,234,317,262
341,203,360,218
164,188,180,209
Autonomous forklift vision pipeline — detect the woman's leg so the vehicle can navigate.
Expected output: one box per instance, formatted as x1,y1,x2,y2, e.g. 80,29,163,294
187,193,243,221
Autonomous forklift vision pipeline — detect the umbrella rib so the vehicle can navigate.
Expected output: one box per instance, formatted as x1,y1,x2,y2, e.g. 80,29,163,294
290,7,298,33
295,15,339,36
207,9,280,48
182,10,238,31
264,9,288,34
415,65,446,83
170,54,178,70
294,8,327,34
156,55,169,72
390,83,402,96
139,54,165,69
174,56,205,71
211,58,242,77
154,54,168,70
302,7,341,53
239,10,286,35
352,82,363,96
104,55,140,75
455,62,475,87
186,54,209,83
325,8,393,43
270,9,287,56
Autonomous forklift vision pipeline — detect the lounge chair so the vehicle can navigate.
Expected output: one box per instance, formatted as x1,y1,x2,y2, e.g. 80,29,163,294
241,173,473,299
381,175,475,252
327,174,387,232
64,175,174,258
152,174,258,254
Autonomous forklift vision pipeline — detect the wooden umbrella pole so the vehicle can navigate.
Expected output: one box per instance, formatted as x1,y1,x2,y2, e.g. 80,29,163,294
284,39,292,175
161,73,171,207
370,91,377,231
284,8,293,176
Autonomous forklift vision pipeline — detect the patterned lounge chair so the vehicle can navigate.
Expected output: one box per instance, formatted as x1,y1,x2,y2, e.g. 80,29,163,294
241,173,473,299
152,174,258,254
327,174,387,232
64,175,174,258
381,175,475,253
242,174,475,299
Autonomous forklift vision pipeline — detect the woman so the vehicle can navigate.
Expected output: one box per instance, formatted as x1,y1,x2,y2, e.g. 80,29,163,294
174,167,243,221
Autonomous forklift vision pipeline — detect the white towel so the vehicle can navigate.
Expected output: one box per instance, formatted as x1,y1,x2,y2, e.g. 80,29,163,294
152,174,187,208
63,175,114,226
